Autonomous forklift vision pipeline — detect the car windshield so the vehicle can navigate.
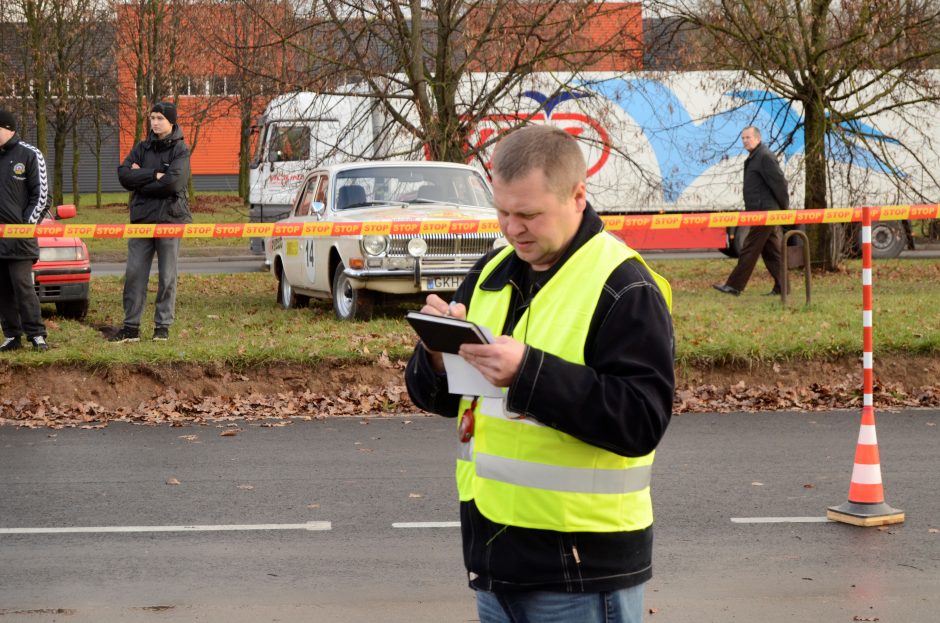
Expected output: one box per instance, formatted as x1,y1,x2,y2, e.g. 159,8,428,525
333,166,493,210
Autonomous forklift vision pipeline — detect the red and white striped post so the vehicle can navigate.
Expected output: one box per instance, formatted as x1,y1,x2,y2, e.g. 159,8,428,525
828,206,905,526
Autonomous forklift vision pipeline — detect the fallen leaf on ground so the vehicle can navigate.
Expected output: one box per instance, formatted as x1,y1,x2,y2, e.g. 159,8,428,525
166,478,180,485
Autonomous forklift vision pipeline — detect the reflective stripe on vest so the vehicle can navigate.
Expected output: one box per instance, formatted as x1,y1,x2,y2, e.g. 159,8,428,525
455,231,671,532
475,452,653,494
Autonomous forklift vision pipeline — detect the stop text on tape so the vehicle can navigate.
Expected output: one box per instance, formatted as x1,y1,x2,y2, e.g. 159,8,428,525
5,204,938,239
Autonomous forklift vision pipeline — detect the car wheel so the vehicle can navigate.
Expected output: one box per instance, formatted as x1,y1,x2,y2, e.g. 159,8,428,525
870,222,906,259
332,260,374,321
277,271,309,309
55,299,89,320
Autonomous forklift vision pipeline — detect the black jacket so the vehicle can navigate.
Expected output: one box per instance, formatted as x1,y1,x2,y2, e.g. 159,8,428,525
117,126,192,224
405,207,675,593
0,135,48,260
743,142,789,211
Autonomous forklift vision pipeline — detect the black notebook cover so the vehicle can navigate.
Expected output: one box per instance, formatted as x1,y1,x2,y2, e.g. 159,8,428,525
406,311,491,354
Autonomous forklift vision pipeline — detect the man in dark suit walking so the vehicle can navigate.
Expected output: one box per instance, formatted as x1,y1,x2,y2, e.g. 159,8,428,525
713,126,789,296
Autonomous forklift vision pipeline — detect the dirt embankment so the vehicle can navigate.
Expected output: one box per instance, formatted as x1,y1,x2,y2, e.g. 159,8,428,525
2,355,939,428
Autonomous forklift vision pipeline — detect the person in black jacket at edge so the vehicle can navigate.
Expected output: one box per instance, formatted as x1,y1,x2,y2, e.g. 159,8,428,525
0,109,50,352
405,125,675,623
111,102,192,343
713,125,790,296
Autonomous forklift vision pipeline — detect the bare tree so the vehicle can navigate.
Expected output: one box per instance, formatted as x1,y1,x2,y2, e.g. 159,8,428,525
115,0,185,144
655,0,940,267
238,0,644,165
191,0,293,199
9,0,51,156
45,0,102,207
3,0,103,206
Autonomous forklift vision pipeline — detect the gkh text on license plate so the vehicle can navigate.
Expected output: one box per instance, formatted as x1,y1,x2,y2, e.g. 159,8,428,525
423,276,463,291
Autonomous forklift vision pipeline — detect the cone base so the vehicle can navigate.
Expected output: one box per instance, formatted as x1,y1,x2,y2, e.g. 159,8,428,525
827,501,905,527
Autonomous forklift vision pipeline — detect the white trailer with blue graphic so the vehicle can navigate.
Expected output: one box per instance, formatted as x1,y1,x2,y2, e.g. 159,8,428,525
249,72,940,257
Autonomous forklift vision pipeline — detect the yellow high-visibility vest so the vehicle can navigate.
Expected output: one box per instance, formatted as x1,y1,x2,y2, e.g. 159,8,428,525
455,231,671,532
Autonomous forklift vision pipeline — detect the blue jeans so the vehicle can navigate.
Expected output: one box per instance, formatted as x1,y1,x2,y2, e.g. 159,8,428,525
476,584,646,623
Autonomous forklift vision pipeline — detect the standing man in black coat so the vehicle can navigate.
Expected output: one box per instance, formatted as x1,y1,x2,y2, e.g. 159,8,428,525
111,102,191,343
713,126,789,296
0,109,49,352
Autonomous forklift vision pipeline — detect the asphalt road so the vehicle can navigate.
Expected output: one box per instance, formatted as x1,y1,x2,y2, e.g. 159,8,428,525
1,409,938,622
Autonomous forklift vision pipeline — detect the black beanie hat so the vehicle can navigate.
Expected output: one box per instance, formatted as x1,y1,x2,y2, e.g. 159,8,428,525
150,102,177,125
0,110,16,132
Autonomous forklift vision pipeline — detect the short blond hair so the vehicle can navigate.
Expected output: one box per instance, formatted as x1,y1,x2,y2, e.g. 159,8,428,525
491,125,586,199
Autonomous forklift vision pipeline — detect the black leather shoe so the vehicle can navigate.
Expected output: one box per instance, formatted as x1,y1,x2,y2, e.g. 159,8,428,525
712,284,741,296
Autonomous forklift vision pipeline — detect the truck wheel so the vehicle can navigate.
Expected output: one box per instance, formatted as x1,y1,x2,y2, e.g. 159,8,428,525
277,271,309,309
720,226,749,258
332,261,374,321
870,222,906,259
55,299,89,320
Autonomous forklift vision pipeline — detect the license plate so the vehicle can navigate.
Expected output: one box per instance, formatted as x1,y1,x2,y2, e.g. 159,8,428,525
423,275,463,291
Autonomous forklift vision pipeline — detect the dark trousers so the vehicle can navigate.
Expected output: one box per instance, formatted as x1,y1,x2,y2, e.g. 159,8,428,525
0,259,46,339
725,225,784,293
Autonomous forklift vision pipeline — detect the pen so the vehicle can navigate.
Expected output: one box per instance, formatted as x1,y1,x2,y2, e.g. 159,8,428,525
445,301,458,317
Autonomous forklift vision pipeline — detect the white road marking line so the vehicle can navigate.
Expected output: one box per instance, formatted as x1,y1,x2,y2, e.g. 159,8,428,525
392,521,461,529
0,521,332,535
731,517,831,524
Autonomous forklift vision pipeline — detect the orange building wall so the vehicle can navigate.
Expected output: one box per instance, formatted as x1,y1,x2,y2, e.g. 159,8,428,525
116,2,642,177
117,98,248,175
466,2,643,73
115,3,271,177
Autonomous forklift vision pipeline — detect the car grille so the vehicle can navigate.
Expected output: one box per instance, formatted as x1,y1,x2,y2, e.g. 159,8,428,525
35,284,63,297
387,233,502,258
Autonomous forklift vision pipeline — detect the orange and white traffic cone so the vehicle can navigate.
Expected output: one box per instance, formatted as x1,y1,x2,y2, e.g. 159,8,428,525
827,405,904,526
827,206,904,527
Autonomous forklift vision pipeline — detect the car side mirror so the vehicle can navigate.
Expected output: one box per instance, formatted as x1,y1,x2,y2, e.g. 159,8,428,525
311,201,325,216
55,204,77,220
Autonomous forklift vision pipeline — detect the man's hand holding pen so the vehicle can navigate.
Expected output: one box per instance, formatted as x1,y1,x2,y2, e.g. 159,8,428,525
419,294,524,387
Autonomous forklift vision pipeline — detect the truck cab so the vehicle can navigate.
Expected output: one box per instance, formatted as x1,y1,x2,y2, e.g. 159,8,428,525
248,92,392,254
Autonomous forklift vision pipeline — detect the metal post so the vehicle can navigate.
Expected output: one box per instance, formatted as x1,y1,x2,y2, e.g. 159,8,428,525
780,229,811,306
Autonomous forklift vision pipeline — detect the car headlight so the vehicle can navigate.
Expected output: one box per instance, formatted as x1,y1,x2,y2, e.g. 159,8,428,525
493,237,509,250
39,246,84,262
362,235,388,256
407,237,428,257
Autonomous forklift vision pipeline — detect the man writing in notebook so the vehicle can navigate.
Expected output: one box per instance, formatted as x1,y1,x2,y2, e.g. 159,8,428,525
405,125,675,623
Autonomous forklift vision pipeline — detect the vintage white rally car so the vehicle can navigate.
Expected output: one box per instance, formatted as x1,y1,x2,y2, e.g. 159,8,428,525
265,161,505,320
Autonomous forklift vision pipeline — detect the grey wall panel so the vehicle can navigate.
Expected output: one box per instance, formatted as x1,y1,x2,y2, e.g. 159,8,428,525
19,115,124,195
192,175,239,192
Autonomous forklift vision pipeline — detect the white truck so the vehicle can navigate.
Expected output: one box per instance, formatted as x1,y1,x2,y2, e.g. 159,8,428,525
249,72,940,257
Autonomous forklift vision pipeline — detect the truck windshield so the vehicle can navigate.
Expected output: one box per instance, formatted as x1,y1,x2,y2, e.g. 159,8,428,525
334,166,493,210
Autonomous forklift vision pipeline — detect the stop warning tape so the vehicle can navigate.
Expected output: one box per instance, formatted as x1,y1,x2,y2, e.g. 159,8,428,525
4,204,938,238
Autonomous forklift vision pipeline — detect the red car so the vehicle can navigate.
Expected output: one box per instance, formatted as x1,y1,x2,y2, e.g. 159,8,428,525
33,204,91,319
